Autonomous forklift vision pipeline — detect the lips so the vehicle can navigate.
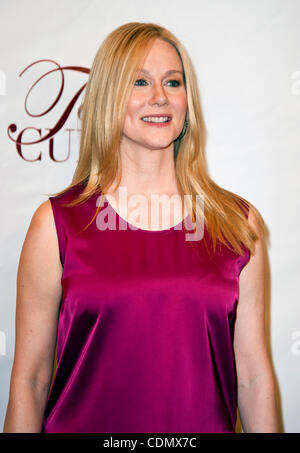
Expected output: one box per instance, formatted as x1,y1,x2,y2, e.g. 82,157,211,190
141,114,173,119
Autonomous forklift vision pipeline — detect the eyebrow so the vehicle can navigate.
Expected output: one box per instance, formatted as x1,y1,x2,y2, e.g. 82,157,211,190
139,69,183,77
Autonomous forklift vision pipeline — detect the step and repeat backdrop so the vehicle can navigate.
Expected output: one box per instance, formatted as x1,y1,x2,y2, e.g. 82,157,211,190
1,0,299,433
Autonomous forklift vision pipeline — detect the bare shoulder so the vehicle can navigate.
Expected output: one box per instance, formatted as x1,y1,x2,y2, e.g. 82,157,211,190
236,203,266,319
26,199,59,254
19,199,62,289
17,197,63,312
247,203,267,247
31,199,55,229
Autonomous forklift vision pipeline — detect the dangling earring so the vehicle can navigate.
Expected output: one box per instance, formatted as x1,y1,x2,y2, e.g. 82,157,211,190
177,117,189,141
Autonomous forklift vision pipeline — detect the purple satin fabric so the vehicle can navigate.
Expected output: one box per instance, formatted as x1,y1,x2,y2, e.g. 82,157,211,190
41,183,250,433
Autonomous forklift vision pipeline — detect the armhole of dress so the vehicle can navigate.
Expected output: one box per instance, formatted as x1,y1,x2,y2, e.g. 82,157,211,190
49,197,66,268
236,202,251,277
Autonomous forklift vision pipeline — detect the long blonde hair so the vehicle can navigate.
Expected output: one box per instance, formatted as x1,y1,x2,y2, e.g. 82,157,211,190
48,21,268,257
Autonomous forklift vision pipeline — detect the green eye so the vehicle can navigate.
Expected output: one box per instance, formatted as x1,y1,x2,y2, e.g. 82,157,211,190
134,79,181,87
167,80,180,87
134,79,147,86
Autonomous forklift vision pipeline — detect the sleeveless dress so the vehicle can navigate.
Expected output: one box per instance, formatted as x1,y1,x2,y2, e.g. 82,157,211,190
41,183,250,433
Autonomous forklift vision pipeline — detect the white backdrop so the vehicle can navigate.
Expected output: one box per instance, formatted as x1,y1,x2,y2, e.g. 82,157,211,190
1,0,299,433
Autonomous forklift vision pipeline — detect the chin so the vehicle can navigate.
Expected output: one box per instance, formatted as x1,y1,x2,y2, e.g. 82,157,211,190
142,136,177,148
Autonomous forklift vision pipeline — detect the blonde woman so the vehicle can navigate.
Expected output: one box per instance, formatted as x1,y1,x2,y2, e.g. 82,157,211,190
4,22,279,433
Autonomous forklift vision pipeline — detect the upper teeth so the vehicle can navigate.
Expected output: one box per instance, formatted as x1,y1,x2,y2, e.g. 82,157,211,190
142,116,170,122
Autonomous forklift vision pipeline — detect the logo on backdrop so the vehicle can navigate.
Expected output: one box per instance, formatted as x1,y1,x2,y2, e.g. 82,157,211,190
291,330,300,356
7,59,89,161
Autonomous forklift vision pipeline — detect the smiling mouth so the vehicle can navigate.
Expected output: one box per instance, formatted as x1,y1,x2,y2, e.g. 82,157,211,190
141,116,172,123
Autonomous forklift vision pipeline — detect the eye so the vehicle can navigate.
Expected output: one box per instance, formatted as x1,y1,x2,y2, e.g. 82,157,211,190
134,79,181,87
134,79,148,86
166,79,181,87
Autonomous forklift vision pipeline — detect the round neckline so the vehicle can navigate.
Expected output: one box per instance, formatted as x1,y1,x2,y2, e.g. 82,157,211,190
103,194,190,234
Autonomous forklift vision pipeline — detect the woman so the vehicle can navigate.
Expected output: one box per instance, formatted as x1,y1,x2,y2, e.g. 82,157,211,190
4,22,279,433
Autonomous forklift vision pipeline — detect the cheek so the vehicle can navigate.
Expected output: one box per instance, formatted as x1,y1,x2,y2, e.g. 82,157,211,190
171,91,187,114
126,94,145,115
178,92,188,111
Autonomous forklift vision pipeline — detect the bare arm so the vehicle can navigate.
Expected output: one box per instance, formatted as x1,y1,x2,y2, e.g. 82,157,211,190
234,207,279,433
3,200,62,433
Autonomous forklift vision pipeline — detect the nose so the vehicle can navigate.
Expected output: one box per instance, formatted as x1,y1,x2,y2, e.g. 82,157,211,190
149,82,168,106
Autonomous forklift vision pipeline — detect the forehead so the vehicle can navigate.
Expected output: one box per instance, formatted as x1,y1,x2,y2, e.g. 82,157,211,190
139,68,183,77
140,39,182,72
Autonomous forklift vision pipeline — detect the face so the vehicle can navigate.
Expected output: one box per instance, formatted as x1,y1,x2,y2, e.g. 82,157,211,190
121,38,188,151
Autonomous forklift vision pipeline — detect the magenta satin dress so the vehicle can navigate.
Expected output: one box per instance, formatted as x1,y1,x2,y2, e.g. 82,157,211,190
41,183,250,433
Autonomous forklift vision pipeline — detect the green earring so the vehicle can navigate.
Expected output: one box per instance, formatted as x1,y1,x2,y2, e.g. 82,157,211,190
174,118,189,159
177,118,189,141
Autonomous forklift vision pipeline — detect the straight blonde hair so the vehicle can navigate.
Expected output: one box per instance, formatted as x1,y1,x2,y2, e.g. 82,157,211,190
48,21,268,257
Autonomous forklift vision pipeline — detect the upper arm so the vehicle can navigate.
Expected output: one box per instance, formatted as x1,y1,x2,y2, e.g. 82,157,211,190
9,200,63,396
233,206,272,388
